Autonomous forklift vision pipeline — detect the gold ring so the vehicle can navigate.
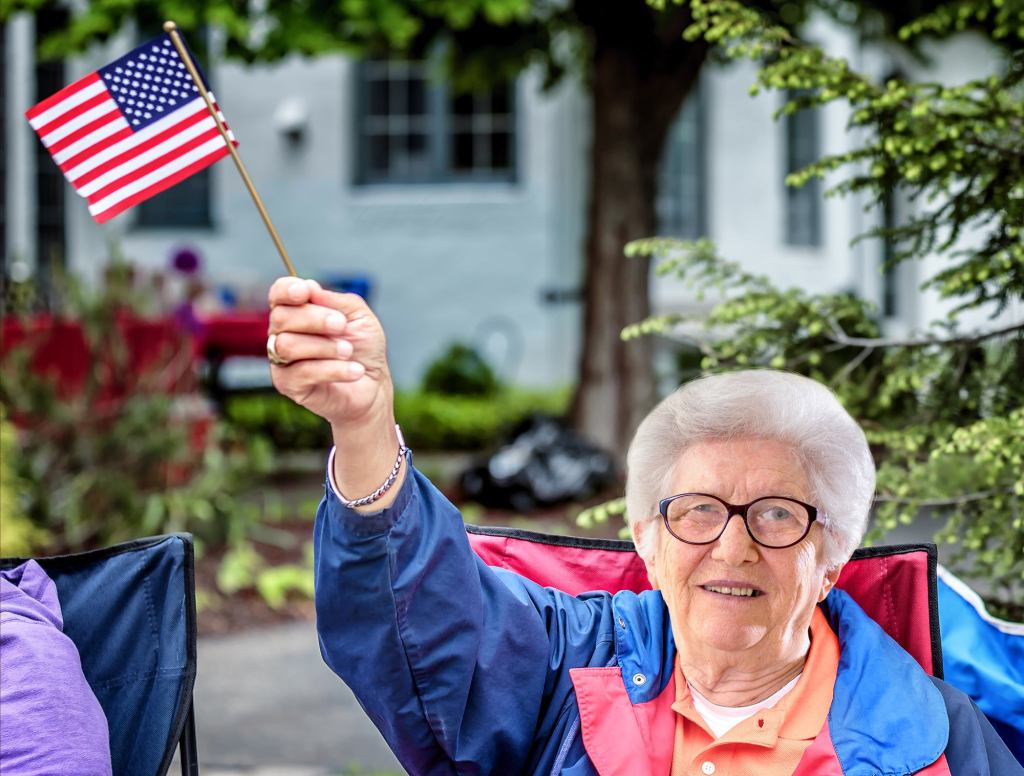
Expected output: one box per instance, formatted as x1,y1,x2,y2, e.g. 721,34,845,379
266,333,289,366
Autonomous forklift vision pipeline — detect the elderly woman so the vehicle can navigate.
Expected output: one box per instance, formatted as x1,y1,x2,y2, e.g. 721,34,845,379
267,278,1020,775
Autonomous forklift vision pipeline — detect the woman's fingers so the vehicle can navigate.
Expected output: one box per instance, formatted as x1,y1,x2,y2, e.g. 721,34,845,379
272,358,366,396
269,332,353,363
269,301,347,337
308,286,370,318
268,277,321,307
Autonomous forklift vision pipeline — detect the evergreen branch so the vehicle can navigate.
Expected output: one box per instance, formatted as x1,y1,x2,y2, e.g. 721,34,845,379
873,490,1003,507
826,318,1024,349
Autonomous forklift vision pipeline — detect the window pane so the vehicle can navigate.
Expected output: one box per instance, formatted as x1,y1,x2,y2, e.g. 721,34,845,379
368,134,390,174
784,90,822,246
368,79,389,116
453,132,475,170
407,77,426,115
657,87,704,239
407,133,429,176
490,86,510,115
452,93,475,116
490,132,510,170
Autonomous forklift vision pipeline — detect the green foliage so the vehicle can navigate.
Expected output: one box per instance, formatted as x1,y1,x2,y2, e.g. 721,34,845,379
396,388,570,450
225,388,569,452
218,541,315,609
593,0,1023,617
0,0,566,91
680,0,1024,317
0,270,276,558
224,393,332,451
615,234,1023,614
421,342,501,397
0,407,48,556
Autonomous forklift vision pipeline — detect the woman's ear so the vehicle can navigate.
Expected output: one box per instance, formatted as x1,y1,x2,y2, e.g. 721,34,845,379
632,519,661,589
818,562,844,603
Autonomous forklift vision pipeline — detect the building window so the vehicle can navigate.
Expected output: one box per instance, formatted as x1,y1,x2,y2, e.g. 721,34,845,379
657,84,706,239
783,91,822,247
135,28,212,228
355,59,516,184
135,167,212,227
34,8,68,291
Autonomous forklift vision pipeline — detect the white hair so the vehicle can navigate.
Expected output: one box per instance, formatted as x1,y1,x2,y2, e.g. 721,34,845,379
625,370,875,569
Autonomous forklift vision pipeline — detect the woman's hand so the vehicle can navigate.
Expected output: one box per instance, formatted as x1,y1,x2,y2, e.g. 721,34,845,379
267,277,391,429
268,277,404,507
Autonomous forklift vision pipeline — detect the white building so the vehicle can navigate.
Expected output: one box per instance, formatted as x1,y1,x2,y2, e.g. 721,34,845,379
2,14,1012,390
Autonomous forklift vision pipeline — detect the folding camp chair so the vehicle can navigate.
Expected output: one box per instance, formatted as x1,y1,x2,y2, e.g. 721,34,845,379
1,533,199,776
467,526,943,676
468,525,1024,764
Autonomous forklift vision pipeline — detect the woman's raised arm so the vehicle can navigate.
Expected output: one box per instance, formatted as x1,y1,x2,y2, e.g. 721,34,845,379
267,276,612,774
267,276,405,509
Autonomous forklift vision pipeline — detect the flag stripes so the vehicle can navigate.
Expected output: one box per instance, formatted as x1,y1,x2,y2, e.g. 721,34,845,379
25,33,237,223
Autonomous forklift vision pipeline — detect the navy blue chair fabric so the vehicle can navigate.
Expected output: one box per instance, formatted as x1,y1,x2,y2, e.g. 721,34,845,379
1,533,198,776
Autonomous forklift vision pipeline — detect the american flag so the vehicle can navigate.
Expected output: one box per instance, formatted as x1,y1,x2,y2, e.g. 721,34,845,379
26,33,236,224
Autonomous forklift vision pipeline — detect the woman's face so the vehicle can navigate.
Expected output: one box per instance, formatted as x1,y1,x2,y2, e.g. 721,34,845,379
637,438,842,663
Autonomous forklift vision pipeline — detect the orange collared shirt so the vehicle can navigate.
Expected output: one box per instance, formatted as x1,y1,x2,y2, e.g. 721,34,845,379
670,607,840,776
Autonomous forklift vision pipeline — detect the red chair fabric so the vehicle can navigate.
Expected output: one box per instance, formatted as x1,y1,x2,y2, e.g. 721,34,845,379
467,526,941,677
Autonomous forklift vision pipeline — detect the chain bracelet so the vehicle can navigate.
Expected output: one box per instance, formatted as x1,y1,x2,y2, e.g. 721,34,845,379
342,424,409,509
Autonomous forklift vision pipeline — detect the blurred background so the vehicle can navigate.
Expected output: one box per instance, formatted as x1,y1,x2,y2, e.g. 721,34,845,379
1,0,1021,773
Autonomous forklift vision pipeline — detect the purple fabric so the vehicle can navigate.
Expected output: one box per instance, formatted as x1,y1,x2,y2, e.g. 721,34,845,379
1,560,112,776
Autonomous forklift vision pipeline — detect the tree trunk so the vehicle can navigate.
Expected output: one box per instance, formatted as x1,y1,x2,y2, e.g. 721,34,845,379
569,33,706,457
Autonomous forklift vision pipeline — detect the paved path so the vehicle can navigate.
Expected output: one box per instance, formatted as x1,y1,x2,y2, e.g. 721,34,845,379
189,621,402,775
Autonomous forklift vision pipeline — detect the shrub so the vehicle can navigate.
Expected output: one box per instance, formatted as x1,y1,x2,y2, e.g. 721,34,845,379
0,407,47,556
0,269,275,556
225,388,570,452
421,342,500,397
395,388,570,450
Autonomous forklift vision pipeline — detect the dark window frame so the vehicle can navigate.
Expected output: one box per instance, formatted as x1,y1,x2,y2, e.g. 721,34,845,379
353,58,518,185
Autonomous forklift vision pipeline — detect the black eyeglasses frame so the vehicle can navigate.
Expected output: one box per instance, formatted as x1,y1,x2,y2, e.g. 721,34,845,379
657,492,820,549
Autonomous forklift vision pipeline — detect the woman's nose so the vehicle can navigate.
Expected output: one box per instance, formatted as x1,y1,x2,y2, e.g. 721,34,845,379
711,513,759,565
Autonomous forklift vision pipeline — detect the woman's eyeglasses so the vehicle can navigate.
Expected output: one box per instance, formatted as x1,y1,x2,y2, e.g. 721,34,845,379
658,493,820,549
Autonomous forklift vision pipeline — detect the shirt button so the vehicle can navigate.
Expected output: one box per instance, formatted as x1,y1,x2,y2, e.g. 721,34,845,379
701,762,716,775
631,673,647,686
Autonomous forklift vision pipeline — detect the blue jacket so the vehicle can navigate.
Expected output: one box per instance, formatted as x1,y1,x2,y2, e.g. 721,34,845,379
314,463,1022,775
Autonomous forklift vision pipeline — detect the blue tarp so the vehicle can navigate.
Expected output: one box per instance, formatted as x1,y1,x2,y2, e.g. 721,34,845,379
938,565,1024,763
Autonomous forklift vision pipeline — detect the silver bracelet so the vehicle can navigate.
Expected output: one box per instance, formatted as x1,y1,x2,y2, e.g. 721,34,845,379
341,424,409,509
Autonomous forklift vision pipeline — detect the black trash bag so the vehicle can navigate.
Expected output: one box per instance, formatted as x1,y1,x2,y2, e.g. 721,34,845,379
459,415,619,512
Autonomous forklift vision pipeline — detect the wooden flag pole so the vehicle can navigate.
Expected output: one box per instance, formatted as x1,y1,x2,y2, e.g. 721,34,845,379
163,20,297,277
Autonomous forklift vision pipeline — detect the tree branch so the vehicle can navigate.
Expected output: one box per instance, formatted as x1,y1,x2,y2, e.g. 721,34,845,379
873,489,1006,507
827,319,1024,349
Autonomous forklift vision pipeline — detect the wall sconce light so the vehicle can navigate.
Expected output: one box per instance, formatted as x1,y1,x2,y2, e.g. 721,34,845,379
274,98,309,145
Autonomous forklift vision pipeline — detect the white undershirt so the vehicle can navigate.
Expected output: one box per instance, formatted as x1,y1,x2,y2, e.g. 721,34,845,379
687,673,801,738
